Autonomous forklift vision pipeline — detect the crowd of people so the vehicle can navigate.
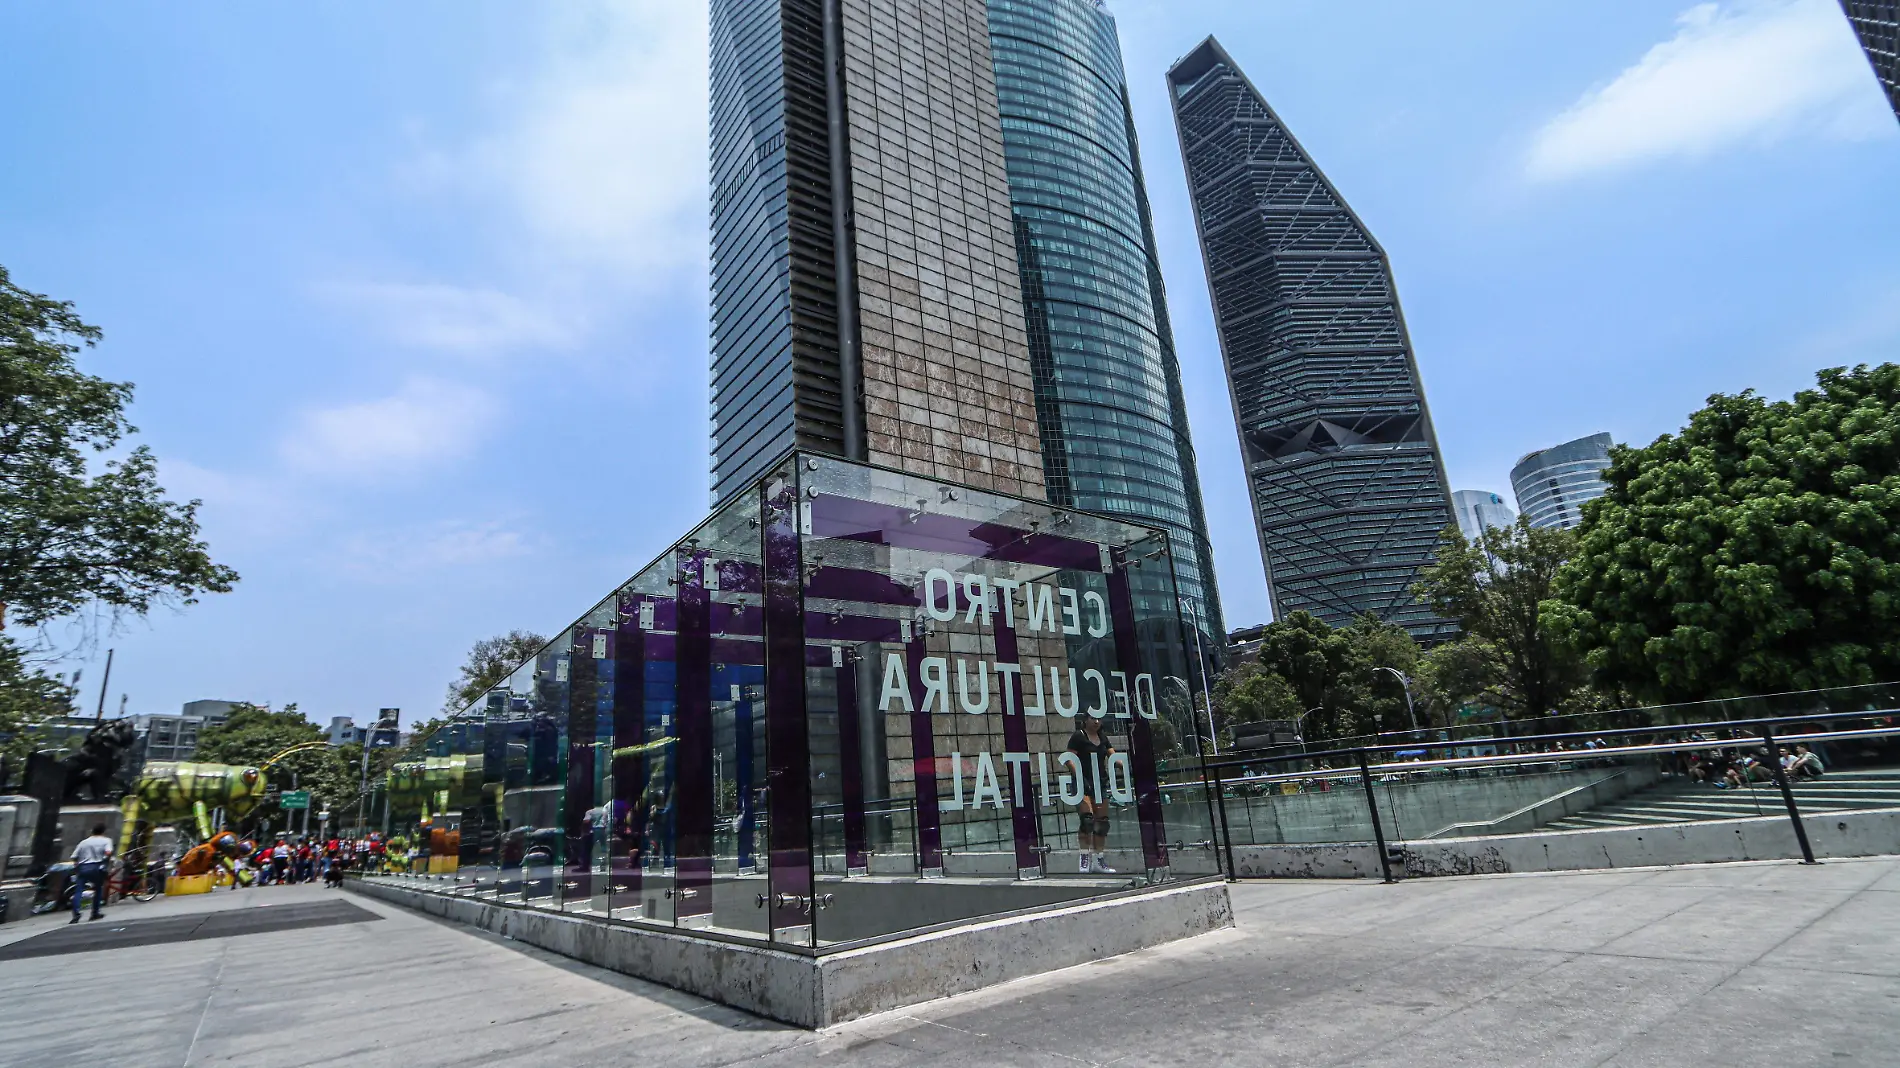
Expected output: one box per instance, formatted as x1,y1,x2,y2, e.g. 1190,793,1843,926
246,832,392,887
1684,742,1825,789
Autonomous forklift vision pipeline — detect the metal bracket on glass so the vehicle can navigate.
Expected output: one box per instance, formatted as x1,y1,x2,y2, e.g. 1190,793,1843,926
756,892,833,914
1171,840,1216,852
665,887,698,900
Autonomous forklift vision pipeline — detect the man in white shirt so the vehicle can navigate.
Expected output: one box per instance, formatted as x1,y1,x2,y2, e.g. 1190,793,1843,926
69,823,114,924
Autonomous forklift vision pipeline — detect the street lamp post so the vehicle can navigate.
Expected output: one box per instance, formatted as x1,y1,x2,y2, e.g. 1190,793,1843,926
1180,597,1218,755
1372,667,1419,737
1294,705,1325,749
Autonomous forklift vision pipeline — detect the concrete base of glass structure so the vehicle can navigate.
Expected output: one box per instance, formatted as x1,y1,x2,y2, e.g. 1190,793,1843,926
1229,806,1900,880
346,876,1232,1027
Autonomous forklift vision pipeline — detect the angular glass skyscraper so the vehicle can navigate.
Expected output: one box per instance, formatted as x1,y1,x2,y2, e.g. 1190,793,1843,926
1842,1,1900,122
709,0,1224,652
986,0,1224,644
1167,37,1456,642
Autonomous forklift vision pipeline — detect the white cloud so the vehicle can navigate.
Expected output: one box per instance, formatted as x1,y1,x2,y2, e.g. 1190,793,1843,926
322,282,579,356
281,376,497,480
334,518,538,580
1527,0,1891,181
433,0,710,280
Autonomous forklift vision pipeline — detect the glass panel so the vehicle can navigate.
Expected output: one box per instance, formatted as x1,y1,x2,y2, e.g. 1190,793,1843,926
605,563,675,926
563,599,619,916
799,454,1205,946
356,450,1233,951
703,489,768,938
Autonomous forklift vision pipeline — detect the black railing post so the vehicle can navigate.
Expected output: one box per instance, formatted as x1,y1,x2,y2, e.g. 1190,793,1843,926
1215,765,1237,880
1357,750,1396,884
1763,724,1818,865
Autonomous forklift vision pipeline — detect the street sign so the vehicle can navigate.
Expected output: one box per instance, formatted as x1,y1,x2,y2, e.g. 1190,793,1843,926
280,790,311,809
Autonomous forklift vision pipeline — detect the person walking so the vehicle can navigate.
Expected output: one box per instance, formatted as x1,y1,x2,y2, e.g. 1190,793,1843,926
69,823,114,924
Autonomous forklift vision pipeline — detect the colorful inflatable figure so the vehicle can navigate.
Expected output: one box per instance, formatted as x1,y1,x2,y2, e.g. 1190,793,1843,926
118,741,333,886
174,830,255,877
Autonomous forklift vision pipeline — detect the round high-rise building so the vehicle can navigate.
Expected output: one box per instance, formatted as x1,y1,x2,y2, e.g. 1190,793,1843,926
1510,433,1613,529
986,0,1225,649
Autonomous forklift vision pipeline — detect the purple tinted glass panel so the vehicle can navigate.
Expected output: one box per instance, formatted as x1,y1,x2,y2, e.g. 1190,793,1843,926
761,476,813,935
564,632,600,898
811,494,1103,570
835,659,868,871
1107,549,1169,871
905,638,944,870
992,623,1042,871
673,550,715,920
610,609,647,897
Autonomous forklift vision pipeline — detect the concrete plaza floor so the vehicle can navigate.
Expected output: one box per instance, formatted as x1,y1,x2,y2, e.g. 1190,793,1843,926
1,857,1896,1067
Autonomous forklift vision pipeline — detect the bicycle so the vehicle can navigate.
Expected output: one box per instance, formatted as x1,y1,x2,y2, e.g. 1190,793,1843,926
105,849,164,904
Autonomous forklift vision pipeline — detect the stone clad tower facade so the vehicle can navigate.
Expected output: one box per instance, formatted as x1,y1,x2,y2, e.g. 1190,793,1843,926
709,0,1044,503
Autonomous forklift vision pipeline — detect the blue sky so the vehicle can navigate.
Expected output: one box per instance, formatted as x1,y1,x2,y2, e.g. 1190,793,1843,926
2,0,1895,727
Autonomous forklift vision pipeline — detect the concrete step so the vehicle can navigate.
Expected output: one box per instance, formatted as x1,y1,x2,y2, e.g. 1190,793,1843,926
1539,768,1900,831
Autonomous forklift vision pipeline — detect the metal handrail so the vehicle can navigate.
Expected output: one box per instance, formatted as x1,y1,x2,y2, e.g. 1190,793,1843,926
1165,724,1900,793
1195,708,1900,775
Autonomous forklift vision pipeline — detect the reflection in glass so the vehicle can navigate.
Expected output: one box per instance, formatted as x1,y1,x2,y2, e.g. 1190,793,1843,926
365,451,1212,952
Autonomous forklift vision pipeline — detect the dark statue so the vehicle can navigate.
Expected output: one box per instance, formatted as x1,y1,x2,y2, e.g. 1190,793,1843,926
60,718,138,803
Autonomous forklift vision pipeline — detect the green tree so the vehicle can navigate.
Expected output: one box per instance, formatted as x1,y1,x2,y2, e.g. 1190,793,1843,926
0,265,237,633
444,630,547,713
0,635,76,768
195,702,353,830
1220,611,1421,743
1211,660,1300,737
1415,518,1587,719
1548,365,1900,702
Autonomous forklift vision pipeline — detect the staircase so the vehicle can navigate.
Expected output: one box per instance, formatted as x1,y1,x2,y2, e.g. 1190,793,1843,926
1543,768,1900,830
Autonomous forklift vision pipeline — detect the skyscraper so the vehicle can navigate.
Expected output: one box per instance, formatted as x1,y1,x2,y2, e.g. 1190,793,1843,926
986,0,1224,643
1166,37,1456,642
708,0,1045,504
1842,1,1900,122
1451,490,1516,542
1510,432,1612,530
709,0,1224,650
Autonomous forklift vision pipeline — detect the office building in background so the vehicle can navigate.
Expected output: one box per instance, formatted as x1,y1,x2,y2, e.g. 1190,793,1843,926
986,0,1224,644
708,0,1223,651
707,0,1044,504
326,716,365,747
1842,1,1900,122
132,712,205,761
1167,37,1456,642
181,699,238,728
1510,432,1613,529
1451,490,1516,541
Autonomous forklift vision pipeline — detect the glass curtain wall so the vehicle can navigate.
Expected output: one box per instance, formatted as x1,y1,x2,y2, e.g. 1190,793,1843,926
368,452,1212,950
987,0,1226,654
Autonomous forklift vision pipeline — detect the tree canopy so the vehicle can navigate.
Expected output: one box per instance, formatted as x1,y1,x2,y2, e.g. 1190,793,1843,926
195,703,358,830
444,630,548,713
1415,517,1589,719
0,265,237,634
1548,364,1900,703
0,636,75,767
1214,611,1420,744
